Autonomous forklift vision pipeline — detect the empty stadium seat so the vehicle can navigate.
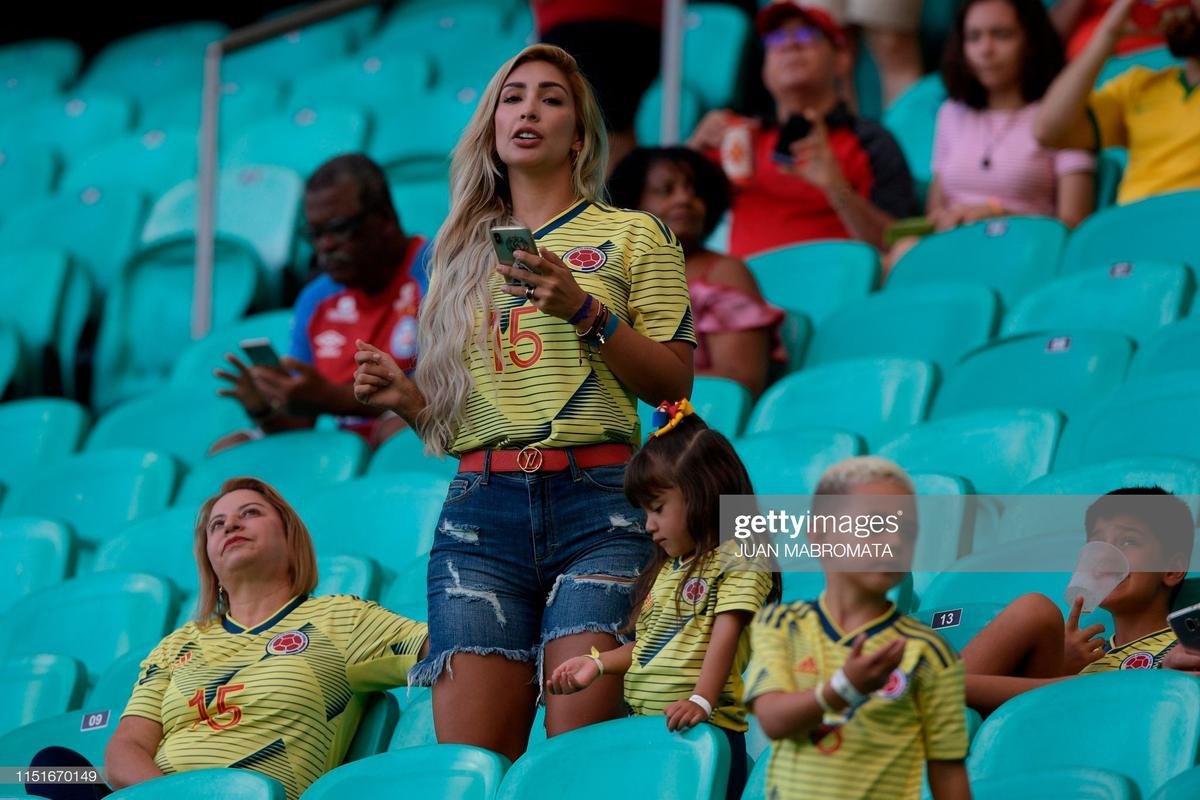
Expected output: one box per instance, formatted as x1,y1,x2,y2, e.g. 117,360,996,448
745,241,880,324
88,22,225,77
746,358,936,449
811,284,999,370
1061,189,1200,274
970,768,1139,800
0,73,59,113
909,472,976,583
878,408,1062,494
108,768,285,799
0,398,89,487
0,251,90,393
93,505,198,592
303,745,508,799
315,553,382,601
1022,456,1200,502
735,430,865,495
62,128,197,199
683,4,751,109
1070,372,1200,467
176,429,368,506
86,648,147,715
79,50,201,107
263,3,383,49
967,671,1200,798
635,80,704,147
388,686,437,750
368,430,459,478
1002,262,1193,344
2,448,179,550
170,309,293,390
889,217,1067,308
914,603,1004,655
380,556,428,622
498,715,728,800
933,332,1133,421
0,709,116,774
370,5,517,91
883,74,946,199
373,88,478,183
296,472,450,572
87,389,249,466
0,654,86,736
0,93,134,163
142,165,303,278
91,233,261,409
1152,766,1200,800
0,572,175,680
692,376,752,439
224,24,352,84
1132,317,1200,378
290,51,433,119
0,142,56,221
390,179,451,239
0,518,74,614
227,107,370,178
0,187,144,296
0,38,82,87
140,79,284,139
342,691,400,764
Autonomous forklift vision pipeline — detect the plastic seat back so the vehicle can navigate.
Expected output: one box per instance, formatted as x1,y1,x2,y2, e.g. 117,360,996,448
0,654,86,735
746,241,879,324
223,24,352,84
108,768,286,799
87,389,249,467
1132,317,1200,378
0,398,89,487
389,179,450,239
0,39,81,87
683,4,751,109
62,128,197,200
170,309,293,390
0,93,134,162
0,518,74,614
304,744,507,799
290,51,433,119
227,107,370,177
1062,189,1200,274
86,648,150,714
735,430,865,495
0,143,56,220
93,505,199,592
971,767,1139,800
369,430,459,478
315,554,382,601
1072,373,1200,466
0,708,118,772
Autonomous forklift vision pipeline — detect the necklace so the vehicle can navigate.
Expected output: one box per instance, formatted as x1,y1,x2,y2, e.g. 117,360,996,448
980,108,1023,170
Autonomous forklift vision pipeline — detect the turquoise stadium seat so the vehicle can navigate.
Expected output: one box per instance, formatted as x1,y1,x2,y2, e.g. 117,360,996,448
142,165,303,277
933,332,1133,421
0,324,18,398
1133,317,1200,377
746,358,936,450
315,553,382,601
1096,47,1182,87
224,24,352,84
878,408,1063,493
302,745,507,799
635,80,704,146
342,691,400,764
108,768,285,799
736,430,865,495
176,430,368,506
88,22,225,76
0,519,74,614
883,74,947,199
683,4,751,108
809,284,999,370
380,555,428,621
0,572,175,680
390,180,450,239
1001,262,1193,344
86,648,149,714
227,107,370,178
890,217,1067,308
0,709,116,773
140,80,285,140
170,309,293,390
296,472,451,571
0,39,82,87
967,671,1200,798
1023,456,1200,502
915,602,1004,655
92,234,260,409
79,50,201,107
1153,766,1200,800
0,398,89,488
0,143,57,221
0,187,144,296
369,430,460,478
0,654,86,735
371,6,518,91
1070,372,1200,466
93,506,199,592
909,472,976,587
0,251,88,392
0,93,134,163
3,449,178,550
776,311,812,374
499,716,728,800
1095,147,1127,209
290,51,433,119
62,128,198,200
1062,189,1200,274
87,389,249,466
388,686,437,750
971,768,1139,800
745,241,879,323
692,376,752,439
263,4,382,49
0,74,60,115
373,88,478,183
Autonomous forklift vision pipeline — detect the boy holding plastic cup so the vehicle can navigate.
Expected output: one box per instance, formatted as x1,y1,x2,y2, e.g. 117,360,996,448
963,487,1194,713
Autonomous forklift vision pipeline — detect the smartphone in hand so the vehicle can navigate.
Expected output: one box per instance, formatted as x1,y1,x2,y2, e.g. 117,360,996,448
773,115,813,164
1168,602,1200,651
490,226,539,287
240,337,282,368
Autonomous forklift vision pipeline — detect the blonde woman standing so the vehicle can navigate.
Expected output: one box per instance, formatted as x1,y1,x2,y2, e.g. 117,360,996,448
354,44,695,761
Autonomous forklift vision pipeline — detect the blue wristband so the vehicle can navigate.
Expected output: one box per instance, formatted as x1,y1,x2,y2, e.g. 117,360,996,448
600,310,619,343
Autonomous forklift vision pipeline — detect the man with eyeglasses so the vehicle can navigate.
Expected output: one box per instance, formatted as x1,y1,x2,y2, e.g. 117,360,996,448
212,154,427,451
686,1,918,257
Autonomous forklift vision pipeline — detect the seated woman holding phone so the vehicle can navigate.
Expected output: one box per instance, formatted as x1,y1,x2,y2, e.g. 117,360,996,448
211,155,427,452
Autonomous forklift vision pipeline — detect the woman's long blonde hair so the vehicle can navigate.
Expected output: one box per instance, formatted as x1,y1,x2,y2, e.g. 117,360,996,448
192,477,319,626
414,44,609,454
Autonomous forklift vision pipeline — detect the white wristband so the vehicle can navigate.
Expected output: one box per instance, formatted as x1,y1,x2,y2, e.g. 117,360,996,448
830,667,868,707
689,694,714,718
813,681,835,714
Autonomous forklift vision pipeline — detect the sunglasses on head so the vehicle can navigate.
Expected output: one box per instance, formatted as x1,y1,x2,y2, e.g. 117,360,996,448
763,25,824,49
301,210,371,243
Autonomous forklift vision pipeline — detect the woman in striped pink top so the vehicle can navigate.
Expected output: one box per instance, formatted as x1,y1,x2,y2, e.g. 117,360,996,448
929,0,1096,230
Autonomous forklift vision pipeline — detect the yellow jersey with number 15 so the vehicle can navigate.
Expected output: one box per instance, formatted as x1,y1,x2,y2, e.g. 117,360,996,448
447,199,695,456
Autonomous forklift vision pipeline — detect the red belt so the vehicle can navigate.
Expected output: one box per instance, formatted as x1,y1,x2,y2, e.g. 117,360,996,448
458,443,632,474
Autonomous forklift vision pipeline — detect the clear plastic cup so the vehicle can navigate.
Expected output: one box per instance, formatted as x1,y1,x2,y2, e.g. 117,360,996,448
1065,541,1131,613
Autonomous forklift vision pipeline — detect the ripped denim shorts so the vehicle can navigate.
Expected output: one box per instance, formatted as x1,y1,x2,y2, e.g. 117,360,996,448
407,459,653,688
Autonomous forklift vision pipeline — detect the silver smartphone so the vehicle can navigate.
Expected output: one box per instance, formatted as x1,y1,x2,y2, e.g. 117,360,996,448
489,226,539,287
240,337,281,368
1168,601,1200,651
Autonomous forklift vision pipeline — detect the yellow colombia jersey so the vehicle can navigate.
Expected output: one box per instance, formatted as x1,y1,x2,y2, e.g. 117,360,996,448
1089,66,1200,205
123,594,428,800
745,597,968,800
448,199,696,455
626,542,775,731
1079,627,1178,674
